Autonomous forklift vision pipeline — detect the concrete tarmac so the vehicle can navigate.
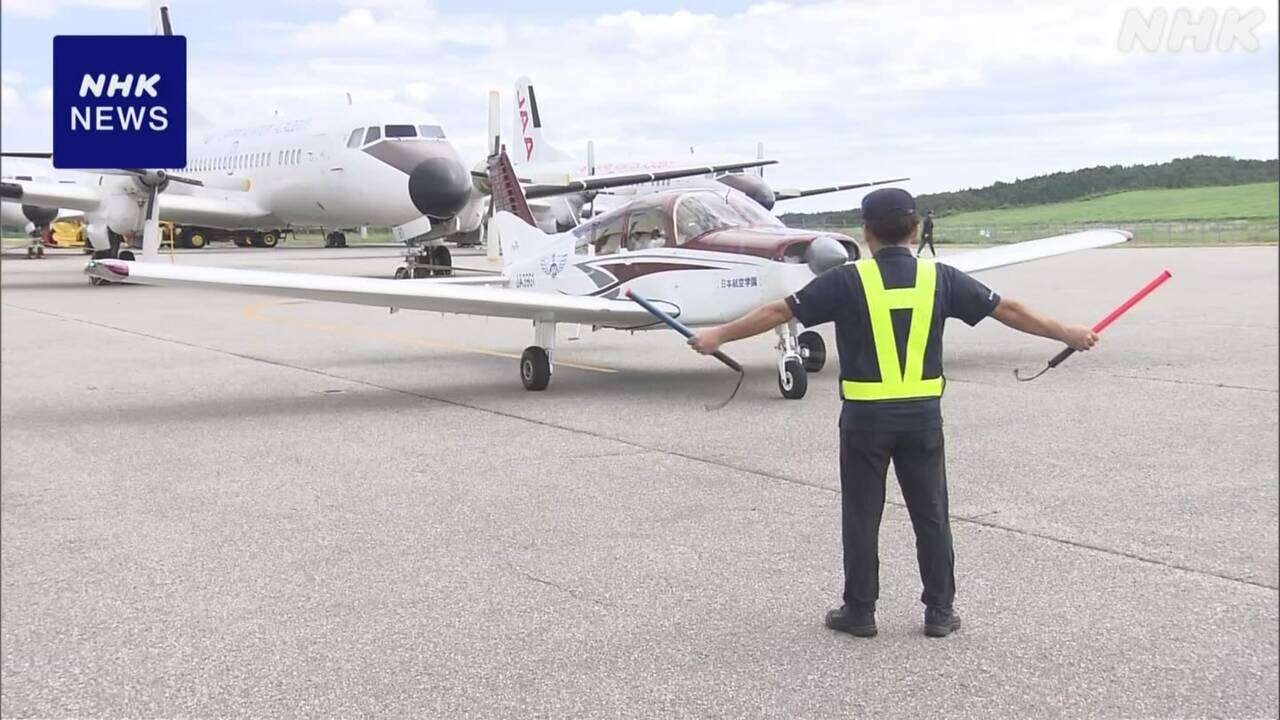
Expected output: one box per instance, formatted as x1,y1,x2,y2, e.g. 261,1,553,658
2,244,1276,718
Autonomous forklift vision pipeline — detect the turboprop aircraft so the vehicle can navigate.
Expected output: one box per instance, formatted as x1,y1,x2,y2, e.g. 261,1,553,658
84,147,1132,400
0,1,480,264
503,76,911,223
3,12,784,279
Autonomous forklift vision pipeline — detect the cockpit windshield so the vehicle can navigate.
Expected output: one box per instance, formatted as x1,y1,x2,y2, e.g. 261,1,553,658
674,191,782,244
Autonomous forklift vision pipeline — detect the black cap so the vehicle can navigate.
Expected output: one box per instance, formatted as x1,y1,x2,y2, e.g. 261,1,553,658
861,188,916,222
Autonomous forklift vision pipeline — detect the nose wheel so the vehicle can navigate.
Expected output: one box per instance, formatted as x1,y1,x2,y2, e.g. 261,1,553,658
776,322,809,399
395,244,453,279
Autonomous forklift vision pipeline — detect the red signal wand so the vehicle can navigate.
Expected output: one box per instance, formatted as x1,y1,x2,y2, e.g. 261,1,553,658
1014,269,1173,382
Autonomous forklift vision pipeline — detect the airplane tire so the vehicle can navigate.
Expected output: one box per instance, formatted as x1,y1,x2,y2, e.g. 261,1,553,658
778,357,808,400
798,331,826,373
336,232,347,248
35,245,44,258
26,247,34,259
234,236,250,247
260,232,278,248
520,346,551,391
432,245,452,276
394,267,409,279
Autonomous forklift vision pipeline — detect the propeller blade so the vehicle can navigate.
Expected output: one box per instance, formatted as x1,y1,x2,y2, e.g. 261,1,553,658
140,186,162,259
159,5,173,35
1,152,53,159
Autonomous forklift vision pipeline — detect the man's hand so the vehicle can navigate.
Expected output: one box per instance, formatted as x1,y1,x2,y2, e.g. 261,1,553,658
688,328,724,355
1061,325,1100,351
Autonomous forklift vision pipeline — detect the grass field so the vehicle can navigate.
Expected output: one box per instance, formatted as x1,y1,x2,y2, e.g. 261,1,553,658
942,182,1278,225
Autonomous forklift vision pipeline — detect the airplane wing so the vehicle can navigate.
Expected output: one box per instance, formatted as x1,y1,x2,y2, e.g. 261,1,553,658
522,159,777,200
1,179,103,212
156,192,271,228
2,178,269,228
941,229,1132,274
773,177,911,201
84,260,659,326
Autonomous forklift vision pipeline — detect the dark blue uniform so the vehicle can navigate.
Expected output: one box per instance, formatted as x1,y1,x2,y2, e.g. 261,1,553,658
786,246,999,611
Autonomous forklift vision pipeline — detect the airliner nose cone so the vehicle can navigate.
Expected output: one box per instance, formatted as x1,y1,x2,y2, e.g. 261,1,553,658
408,157,472,219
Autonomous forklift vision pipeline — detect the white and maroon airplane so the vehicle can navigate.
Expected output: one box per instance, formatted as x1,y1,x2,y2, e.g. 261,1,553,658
85,148,1130,399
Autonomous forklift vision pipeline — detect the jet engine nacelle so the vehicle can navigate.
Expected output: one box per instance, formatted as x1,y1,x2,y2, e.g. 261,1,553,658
716,173,776,211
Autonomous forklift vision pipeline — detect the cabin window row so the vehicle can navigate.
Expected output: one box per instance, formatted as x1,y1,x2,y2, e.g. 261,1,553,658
188,149,304,172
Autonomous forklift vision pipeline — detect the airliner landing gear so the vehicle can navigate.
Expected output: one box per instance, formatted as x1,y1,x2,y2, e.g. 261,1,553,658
520,321,556,391
25,243,44,259
776,322,808,399
395,244,452,279
324,231,347,248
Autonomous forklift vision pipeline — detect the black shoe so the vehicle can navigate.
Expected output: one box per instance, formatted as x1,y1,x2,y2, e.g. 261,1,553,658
924,607,961,637
825,605,877,637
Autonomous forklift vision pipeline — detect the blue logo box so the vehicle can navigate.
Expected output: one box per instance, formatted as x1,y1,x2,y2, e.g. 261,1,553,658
53,35,186,169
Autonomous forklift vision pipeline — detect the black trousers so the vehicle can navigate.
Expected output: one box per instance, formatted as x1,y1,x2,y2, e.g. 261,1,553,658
917,235,936,257
839,428,955,610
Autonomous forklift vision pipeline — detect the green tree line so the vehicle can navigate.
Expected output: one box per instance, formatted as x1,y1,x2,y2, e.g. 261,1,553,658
780,155,1279,227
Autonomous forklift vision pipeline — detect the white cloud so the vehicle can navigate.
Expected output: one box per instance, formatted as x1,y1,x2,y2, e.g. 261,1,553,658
3,0,1276,209
1,0,147,19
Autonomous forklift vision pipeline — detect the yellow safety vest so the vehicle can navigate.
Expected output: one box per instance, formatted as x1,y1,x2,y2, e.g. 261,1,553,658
840,258,945,402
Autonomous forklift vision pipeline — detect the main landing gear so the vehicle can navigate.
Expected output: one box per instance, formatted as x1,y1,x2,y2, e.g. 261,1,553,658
775,323,827,400
324,231,348,248
520,320,556,391
394,244,452,279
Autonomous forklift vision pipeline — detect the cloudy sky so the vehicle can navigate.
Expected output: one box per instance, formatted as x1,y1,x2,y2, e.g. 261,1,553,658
2,0,1277,211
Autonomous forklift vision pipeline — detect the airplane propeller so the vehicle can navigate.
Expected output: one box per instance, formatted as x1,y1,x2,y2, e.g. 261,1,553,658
584,140,596,219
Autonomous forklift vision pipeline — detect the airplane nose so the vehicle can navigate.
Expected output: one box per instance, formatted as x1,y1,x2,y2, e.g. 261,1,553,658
408,157,472,219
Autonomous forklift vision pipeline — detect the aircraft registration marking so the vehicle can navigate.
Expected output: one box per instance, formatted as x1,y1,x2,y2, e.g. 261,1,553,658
242,300,617,374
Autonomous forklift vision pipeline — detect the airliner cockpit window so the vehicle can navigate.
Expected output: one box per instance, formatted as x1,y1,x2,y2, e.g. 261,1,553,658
385,125,416,138
346,129,362,148
364,126,381,145
419,125,446,139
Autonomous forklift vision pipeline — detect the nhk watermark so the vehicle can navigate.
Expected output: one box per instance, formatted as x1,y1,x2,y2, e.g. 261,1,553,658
1117,6,1266,52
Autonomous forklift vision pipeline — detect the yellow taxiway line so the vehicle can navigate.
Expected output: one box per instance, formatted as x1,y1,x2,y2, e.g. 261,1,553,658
241,299,618,374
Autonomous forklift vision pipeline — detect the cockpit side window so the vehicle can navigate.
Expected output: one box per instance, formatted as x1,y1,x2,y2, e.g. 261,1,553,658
626,209,669,251
347,129,363,148
591,214,627,255
385,124,416,138
364,126,382,145
418,125,446,139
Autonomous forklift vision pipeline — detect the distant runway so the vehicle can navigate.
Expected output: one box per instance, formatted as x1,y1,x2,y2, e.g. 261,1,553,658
2,245,1276,718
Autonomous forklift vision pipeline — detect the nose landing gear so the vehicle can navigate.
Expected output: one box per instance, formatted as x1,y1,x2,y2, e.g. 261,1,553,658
775,322,811,399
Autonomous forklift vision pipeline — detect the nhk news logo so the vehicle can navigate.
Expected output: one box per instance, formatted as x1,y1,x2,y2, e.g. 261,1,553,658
53,35,187,169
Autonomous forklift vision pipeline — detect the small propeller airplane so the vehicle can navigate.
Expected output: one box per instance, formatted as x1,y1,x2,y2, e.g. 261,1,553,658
86,147,1131,399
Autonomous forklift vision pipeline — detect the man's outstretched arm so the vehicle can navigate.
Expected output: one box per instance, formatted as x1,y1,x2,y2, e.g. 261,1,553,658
689,300,793,355
991,297,1099,351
